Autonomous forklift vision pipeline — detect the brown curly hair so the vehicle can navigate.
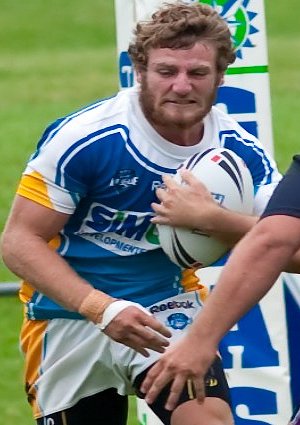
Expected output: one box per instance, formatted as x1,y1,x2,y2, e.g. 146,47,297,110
128,1,235,73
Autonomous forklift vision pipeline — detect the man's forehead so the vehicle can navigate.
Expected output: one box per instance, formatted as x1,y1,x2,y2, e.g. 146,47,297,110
148,42,216,59
147,42,217,66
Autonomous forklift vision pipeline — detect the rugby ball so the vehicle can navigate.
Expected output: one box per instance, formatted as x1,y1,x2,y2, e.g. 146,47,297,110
157,148,254,268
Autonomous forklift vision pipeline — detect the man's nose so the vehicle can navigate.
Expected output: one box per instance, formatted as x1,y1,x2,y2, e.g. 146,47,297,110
172,73,192,95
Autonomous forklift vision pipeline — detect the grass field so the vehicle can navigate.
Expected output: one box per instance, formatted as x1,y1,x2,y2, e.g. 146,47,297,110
1,0,300,424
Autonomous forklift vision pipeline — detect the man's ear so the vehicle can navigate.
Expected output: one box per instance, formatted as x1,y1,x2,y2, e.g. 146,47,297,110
218,73,225,86
135,68,142,84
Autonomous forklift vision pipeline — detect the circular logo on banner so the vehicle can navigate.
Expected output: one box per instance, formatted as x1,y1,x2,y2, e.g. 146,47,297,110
195,0,259,59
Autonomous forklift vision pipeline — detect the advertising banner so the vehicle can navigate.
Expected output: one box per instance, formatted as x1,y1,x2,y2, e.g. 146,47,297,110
114,0,300,423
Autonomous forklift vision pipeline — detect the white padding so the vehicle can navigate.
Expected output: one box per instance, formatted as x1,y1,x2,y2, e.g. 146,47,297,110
96,300,151,331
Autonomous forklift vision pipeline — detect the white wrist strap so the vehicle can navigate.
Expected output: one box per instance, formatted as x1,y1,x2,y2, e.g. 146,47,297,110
96,300,151,331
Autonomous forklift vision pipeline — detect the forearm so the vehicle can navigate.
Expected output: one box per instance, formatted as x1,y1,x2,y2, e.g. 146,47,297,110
205,208,258,247
189,220,298,346
2,231,109,314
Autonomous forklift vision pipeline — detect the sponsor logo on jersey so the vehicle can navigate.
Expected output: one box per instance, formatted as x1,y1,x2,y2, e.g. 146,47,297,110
77,202,159,255
151,180,164,191
166,312,193,330
109,169,139,192
149,299,195,314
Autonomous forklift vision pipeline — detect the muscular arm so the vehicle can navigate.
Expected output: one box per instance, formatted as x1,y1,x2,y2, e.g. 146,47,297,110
142,156,300,407
1,195,94,311
189,214,300,346
285,250,300,273
1,195,171,356
142,214,300,408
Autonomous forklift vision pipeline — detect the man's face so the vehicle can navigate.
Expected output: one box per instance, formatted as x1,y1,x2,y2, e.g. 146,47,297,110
137,42,223,132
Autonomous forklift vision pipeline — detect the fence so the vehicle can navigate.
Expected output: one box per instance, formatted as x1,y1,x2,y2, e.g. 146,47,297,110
0,282,20,296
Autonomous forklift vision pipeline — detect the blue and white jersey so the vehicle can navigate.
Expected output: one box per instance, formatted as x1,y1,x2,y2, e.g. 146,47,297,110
17,85,281,319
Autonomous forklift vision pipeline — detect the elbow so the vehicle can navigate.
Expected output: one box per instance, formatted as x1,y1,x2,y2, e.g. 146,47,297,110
1,228,22,274
252,216,300,261
1,230,13,270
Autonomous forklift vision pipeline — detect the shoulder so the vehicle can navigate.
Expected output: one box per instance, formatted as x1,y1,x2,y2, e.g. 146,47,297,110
34,87,139,155
210,106,258,142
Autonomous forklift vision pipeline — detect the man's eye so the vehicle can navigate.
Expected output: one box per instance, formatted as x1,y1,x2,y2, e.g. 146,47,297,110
190,70,209,77
157,69,174,76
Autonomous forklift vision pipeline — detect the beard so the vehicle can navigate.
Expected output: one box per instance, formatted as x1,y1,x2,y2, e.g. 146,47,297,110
139,74,219,131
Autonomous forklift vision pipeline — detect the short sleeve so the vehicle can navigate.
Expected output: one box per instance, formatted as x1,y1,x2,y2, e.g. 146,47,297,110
262,155,300,219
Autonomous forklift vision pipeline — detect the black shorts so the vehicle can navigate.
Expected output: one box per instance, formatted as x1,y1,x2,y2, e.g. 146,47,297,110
36,356,230,425
133,355,231,425
290,402,300,425
36,388,128,425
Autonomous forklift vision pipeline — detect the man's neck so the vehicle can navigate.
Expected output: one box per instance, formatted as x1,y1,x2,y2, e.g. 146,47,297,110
152,122,205,146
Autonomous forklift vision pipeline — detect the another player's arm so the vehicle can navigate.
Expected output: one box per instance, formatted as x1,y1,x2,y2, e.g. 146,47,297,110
183,215,300,358
142,214,300,409
1,195,171,356
285,249,300,273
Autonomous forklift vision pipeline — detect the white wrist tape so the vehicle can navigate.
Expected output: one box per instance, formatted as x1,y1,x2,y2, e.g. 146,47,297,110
96,300,151,331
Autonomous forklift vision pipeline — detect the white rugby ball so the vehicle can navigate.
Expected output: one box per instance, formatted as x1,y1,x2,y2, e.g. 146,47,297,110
157,147,254,269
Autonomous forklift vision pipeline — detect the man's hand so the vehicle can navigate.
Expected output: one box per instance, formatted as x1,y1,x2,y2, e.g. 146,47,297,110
140,333,216,410
104,305,172,357
151,170,218,230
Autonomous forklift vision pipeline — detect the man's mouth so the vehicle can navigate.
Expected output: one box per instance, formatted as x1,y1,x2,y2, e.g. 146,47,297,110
165,99,196,105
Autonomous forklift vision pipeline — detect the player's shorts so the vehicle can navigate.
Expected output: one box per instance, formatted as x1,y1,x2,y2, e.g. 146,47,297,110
290,404,300,425
20,291,231,420
134,355,230,425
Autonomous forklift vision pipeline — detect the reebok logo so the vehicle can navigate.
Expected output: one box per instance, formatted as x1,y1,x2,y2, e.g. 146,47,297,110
150,300,195,314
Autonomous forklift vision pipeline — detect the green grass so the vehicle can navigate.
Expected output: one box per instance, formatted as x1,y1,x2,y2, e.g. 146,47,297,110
0,0,118,281
0,298,138,425
0,297,32,422
1,0,300,424
264,0,300,169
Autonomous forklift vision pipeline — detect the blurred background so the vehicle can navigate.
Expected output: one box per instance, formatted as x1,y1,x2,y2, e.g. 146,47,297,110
0,1,299,423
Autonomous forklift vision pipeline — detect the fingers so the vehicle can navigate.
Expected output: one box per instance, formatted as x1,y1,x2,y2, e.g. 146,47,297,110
150,204,170,224
155,174,182,203
179,169,199,185
118,328,168,357
192,376,206,405
150,176,182,225
178,169,209,195
105,327,168,357
104,308,171,356
136,316,171,353
164,375,185,410
166,376,206,409
143,374,206,411
141,361,169,402
158,170,205,197
161,170,199,188
144,315,172,338
142,363,205,411
140,357,184,409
